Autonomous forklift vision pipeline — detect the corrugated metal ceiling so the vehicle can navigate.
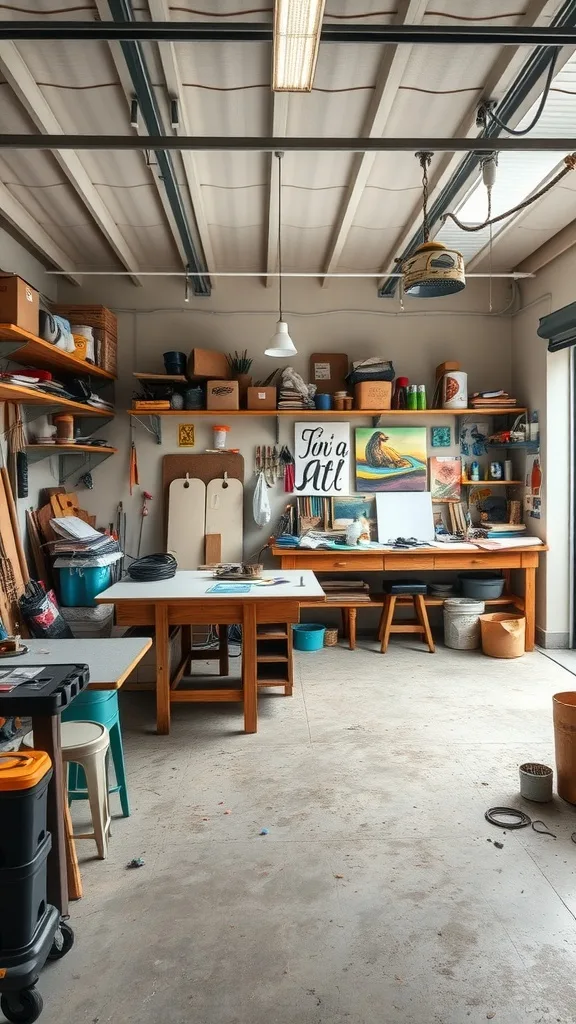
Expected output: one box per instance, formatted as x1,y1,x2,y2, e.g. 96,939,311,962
0,0,573,284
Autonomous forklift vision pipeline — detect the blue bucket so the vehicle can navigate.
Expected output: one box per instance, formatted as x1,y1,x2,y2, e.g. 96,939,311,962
59,566,112,607
293,623,326,652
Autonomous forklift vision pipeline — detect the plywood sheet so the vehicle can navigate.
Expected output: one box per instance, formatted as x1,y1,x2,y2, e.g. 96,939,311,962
167,478,206,569
206,478,244,563
162,453,244,538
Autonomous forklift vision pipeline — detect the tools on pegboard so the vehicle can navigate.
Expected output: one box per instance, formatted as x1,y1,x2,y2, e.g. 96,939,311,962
253,445,294,491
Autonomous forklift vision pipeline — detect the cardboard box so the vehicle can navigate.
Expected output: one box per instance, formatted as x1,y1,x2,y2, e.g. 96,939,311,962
309,352,349,395
0,274,39,335
354,380,392,410
247,386,277,410
207,380,239,410
188,348,231,380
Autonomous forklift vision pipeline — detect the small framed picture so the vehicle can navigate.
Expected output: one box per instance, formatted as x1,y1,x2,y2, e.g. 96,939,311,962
178,423,195,447
330,495,376,536
431,426,451,448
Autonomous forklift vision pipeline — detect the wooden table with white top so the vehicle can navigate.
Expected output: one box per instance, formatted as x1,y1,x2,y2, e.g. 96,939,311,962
0,637,152,689
97,570,325,735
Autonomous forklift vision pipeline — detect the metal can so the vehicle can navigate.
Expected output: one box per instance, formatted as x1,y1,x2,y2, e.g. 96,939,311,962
417,384,427,410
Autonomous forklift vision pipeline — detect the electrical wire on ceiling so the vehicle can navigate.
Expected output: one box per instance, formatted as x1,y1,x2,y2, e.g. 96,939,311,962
478,50,559,136
442,152,576,233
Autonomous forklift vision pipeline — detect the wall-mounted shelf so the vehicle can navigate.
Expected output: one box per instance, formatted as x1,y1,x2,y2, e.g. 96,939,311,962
461,479,523,486
0,324,116,381
0,381,114,432
127,407,528,418
133,372,187,382
486,442,538,450
24,444,117,485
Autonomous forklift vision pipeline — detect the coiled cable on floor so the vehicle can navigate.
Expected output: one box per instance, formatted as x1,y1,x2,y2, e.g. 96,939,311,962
127,553,177,582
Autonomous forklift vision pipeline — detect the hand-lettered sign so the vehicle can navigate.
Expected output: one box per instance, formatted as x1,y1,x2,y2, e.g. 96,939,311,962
294,422,350,496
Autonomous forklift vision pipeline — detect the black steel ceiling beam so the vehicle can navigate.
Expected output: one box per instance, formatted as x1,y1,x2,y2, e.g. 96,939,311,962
106,0,210,295
378,0,576,296
1,22,576,45
0,135,573,152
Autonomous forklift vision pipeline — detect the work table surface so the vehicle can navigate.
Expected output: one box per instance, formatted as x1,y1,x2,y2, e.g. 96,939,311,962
0,637,152,690
97,569,325,603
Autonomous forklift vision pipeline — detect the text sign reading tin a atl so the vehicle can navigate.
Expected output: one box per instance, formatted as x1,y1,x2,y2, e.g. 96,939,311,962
294,422,350,496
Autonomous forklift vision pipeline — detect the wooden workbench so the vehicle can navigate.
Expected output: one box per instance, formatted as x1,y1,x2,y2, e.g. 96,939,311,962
271,543,548,652
97,570,324,735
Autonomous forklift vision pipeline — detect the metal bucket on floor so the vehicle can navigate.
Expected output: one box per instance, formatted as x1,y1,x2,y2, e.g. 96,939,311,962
443,598,485,650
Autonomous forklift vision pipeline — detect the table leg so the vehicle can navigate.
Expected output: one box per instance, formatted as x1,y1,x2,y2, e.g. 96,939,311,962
31,714,68,916
524,566,536,651
155,603,170,734
218,624,230,676
181,624,191,672
348,608,357,651
64,792,82,901
242,603,258,734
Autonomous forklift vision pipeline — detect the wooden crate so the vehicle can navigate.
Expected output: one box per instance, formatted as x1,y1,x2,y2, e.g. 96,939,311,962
52,304,117,376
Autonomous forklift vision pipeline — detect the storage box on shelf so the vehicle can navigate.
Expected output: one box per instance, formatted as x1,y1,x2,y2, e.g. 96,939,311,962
0,275,39,335
51,304,117,376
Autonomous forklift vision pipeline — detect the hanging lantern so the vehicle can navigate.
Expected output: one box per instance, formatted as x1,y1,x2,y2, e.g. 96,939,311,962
401,153,465,298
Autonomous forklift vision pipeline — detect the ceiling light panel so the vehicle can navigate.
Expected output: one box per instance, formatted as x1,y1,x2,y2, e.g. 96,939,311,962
273,0,327,92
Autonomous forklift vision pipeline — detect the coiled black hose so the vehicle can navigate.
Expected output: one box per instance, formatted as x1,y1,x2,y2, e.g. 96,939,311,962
127,553,177,582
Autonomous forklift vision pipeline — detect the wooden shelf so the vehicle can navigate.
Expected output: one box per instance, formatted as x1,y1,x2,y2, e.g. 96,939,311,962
128,407,528,418
25,444,117,456
133,372,187,382
0,382,113,416
0,324,116,380
461,479,523,486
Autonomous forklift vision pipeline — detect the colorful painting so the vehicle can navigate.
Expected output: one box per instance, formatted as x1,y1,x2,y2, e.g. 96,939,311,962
331,495,376,535
460,421,489,457
429,456,461,502
355,427,427,492
431,425,451,448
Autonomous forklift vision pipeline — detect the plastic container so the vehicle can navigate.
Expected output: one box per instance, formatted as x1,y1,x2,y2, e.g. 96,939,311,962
480,612,525,658
59,565,111,607
314,394,332,411
553,692,576,803
392,377,409,410
213,425,230,449
444,597,485,650
519,762,553,802
292,623,326,651
53,413,74,444
163,350,187,374
442,370,468,409
458,573,505,599
417,384,426,410
0,752,52,869
406,385,418,410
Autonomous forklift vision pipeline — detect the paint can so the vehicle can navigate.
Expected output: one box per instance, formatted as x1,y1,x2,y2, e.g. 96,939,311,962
441,371,468,409
213,425,230,449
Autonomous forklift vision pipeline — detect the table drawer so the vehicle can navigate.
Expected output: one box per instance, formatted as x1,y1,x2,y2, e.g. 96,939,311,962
382,555,435,570
312,556,383,571
432,554,520,569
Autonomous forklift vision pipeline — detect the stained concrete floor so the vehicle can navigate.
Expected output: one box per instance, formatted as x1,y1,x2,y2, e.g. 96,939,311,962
37,642,576,1024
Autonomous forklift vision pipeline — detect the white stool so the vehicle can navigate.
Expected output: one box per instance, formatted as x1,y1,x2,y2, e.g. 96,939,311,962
23,721,111,860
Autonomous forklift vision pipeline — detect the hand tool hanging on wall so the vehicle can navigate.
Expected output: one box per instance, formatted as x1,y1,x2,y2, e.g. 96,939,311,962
279,445,295,493
129,441,139,496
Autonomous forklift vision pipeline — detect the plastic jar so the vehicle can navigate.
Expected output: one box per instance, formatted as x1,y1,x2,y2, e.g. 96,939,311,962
213,425,230,449
443,597,485,650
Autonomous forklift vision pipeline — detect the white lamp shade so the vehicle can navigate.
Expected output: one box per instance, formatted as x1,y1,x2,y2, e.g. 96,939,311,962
264,319,297,357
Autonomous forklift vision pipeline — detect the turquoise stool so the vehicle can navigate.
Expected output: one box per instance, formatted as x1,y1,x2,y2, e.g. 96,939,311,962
62,690,130,817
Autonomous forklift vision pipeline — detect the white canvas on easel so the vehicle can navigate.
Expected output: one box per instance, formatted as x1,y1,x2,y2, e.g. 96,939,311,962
376,492,435,543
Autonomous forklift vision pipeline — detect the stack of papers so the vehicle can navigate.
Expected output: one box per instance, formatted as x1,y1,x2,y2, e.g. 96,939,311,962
50,516,122,567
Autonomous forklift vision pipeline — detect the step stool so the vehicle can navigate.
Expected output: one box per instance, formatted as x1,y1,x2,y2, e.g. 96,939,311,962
377,581,435,654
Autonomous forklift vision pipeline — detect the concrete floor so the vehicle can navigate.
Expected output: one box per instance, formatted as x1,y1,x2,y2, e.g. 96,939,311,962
37,642,576,1024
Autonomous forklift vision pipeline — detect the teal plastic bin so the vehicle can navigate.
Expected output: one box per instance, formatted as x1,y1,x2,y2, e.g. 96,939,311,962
58,566,112,607
293,623,325,652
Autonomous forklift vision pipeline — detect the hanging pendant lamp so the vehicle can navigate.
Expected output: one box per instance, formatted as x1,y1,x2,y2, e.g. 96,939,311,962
401,152,465,298
265,151,297,357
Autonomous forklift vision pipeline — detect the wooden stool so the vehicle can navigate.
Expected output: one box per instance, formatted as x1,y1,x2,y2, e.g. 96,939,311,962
377,583,435,654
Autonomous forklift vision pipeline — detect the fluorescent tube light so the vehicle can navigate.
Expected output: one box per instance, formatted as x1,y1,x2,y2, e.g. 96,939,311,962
273,0,326,92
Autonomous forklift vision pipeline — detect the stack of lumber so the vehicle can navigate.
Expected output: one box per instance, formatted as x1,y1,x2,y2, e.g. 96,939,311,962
321,579,371,603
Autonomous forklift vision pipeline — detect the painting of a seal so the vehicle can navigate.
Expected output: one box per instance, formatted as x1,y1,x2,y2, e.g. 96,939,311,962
364,431,411,469
355,427,427,492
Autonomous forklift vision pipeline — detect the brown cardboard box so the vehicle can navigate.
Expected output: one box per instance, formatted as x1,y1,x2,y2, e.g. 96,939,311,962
354,380,393,410
0,274,39,335
309,352,349,395
207,380,239,410
188,348,231,380
247,386,277,411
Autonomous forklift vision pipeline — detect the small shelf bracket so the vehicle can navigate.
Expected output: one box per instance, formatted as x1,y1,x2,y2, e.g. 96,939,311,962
131,413,162,444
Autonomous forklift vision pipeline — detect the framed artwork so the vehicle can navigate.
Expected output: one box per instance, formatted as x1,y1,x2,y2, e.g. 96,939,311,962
431,425,451,448
429,456,461,502
331,495,376,536
294,422,350,496
178,423,195,447
355,426,427,492
460,421,489,457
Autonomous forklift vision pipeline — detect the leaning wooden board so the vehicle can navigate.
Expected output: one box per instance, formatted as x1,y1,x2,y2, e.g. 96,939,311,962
0,469,28,634
167,478,206,569
205,478,244,562
162,453,244,539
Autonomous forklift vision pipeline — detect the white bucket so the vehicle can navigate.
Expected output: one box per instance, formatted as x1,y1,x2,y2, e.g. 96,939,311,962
442,370,468,409
444,597,485,650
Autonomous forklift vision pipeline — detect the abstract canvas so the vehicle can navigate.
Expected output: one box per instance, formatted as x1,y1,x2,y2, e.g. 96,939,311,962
355,427,427,492
429,456,461,502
